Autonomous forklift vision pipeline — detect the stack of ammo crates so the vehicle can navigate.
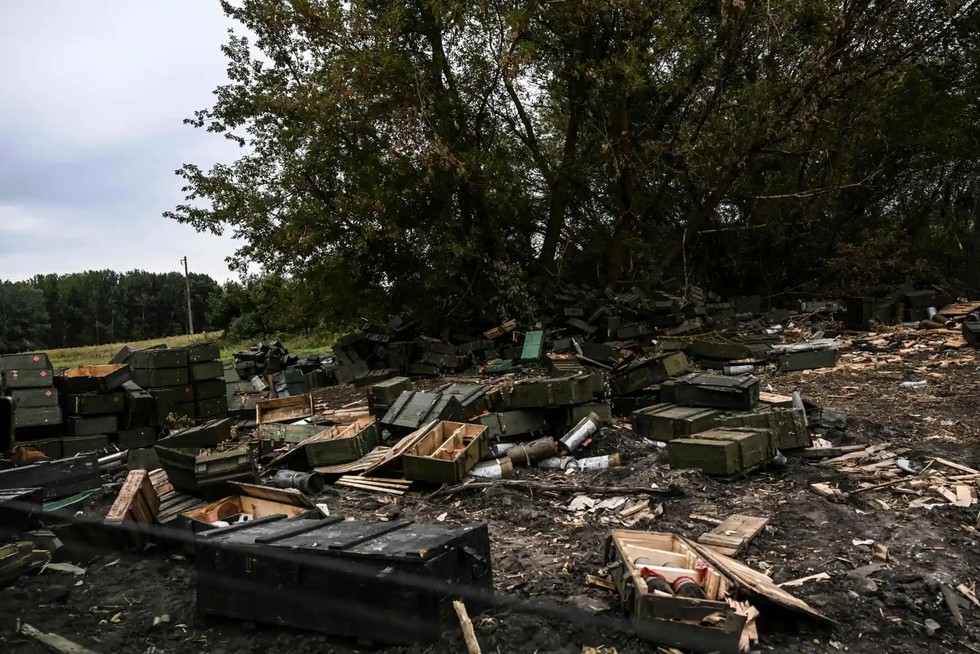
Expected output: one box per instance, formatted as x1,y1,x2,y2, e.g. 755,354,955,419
130,344,228,426
56,364,131,456
0,352,61,455
185,343,228,422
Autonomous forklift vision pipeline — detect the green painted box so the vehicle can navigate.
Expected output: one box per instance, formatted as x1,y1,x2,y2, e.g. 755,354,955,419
155,444,255,498
367,377,412,418
133,368,189,389
520,331,545,362
402,421,489,484
305,418,380,466
122,382,155,429
0,353,50,370
381,392,463,430
131,348,189,370
118,428,157,450
632,404,723,442
2,368,54,390
194,379,226,401
62,392,125,416
256,423,323,446
9,387,59,408
13,405,62,428
62,434,110,457
182,342,221,364
775,349,837,372
609,352,690,396
190,361,224,382
668,437,741,476
66,415,117,436
196,397,229,420
478,410,548,440
148,386,195,426
712,407,811,450
503,374,598,409
660,374,759,411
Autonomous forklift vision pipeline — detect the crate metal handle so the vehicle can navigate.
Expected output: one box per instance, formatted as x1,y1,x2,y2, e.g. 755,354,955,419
462,546,490,579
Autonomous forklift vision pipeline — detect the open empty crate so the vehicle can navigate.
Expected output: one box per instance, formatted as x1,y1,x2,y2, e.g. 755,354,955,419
180,482,317,532
402,421,488,484
305,417,379,466
604,529,828,654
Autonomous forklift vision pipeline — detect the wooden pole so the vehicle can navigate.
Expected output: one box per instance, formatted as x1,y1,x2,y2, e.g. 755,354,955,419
452,600,482,654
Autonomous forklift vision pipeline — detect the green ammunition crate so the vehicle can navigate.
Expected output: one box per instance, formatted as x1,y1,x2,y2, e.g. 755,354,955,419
133,368,189,389
8,388,59,408
686,340,763,361
148,386,195,426
61,435,110,457
62,392,125,416
668,437,741,476
194,379,226,401
182,343,221,364
122,382,155,430
712,407,811,450
609,352,690,396
227,392,261,418
2,368,54,390
367,377,412,418
13,405,62,428
118,428,157,450
196,397,229,421
402,421,489,484
66,415,117,436
190,361,224,382
0,353,51,370
169,402,197,424
478,410,548,440
306,418,379,467
352,369,394,388
660,373,759,411
520,331,545,362
130,348,189,369
437,383,490,420
504,374,598,409
381,392,463,430
775,350,838,372
256,423,323,446
669,428,774,477
632,404,723,442
155,444,254,498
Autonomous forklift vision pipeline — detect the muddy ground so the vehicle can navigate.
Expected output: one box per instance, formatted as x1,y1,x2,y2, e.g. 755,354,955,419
2,335,980,654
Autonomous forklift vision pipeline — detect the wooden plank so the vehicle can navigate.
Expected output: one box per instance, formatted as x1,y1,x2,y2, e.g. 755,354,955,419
697,515,769,556
818,443,890,466
800,445,870,460
954,485,975,507
105,470,159,524
933,457,980,476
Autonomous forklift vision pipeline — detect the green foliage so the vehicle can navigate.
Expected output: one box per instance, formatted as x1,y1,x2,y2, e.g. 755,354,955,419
168,0,980,323
0,271,224,354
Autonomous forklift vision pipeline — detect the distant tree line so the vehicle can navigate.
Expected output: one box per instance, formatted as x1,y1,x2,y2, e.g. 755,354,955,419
0,271,224,353
166,0,980,329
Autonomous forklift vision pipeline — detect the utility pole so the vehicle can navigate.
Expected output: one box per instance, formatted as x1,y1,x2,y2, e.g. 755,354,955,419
180,256,194,335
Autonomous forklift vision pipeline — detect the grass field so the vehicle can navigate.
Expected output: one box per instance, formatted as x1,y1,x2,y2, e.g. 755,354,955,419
44,332,339,368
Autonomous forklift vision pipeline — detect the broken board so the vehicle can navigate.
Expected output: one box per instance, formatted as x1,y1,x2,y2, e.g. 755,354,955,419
697,515,769,557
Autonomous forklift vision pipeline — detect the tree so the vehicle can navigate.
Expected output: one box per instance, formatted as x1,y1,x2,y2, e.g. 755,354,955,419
168,0,980,326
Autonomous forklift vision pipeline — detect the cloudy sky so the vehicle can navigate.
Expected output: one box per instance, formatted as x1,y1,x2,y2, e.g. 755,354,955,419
0,1,241,282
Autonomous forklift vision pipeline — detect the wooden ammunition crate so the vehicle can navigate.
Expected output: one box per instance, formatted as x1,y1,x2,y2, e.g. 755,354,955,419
182,342,221,364
661,373,759,411
305,418,380,466
610,352,690,395
478,410,548,440
190,361,224,382
0,353,50,370
181,482,315,533
58,364,131,394
669,428,774,477
503,374,597,409
193,379,226,401
2,368,54,390
65,415,117,436
155,444,256,498
632,404,723,442
403,421,488,484
13,405,62,429
256,395,312,424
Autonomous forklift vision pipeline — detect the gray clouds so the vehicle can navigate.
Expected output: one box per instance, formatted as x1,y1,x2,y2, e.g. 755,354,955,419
0,0,243,282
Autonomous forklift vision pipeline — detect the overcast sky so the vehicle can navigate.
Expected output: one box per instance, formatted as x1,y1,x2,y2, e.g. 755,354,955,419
0,1,241,283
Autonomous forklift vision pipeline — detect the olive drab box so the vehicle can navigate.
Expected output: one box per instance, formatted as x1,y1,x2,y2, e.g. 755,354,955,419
668,428,774,478
660,374,760,411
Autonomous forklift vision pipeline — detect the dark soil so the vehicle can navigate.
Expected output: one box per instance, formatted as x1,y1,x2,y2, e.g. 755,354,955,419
2,338,979,654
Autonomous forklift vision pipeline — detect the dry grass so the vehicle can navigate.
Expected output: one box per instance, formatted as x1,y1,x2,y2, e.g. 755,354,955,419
45,333,224,369
42,331,339,369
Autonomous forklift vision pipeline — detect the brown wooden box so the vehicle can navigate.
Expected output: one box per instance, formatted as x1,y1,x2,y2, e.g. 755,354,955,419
180,482,316,532
403,421,489,484
256,395,312,424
